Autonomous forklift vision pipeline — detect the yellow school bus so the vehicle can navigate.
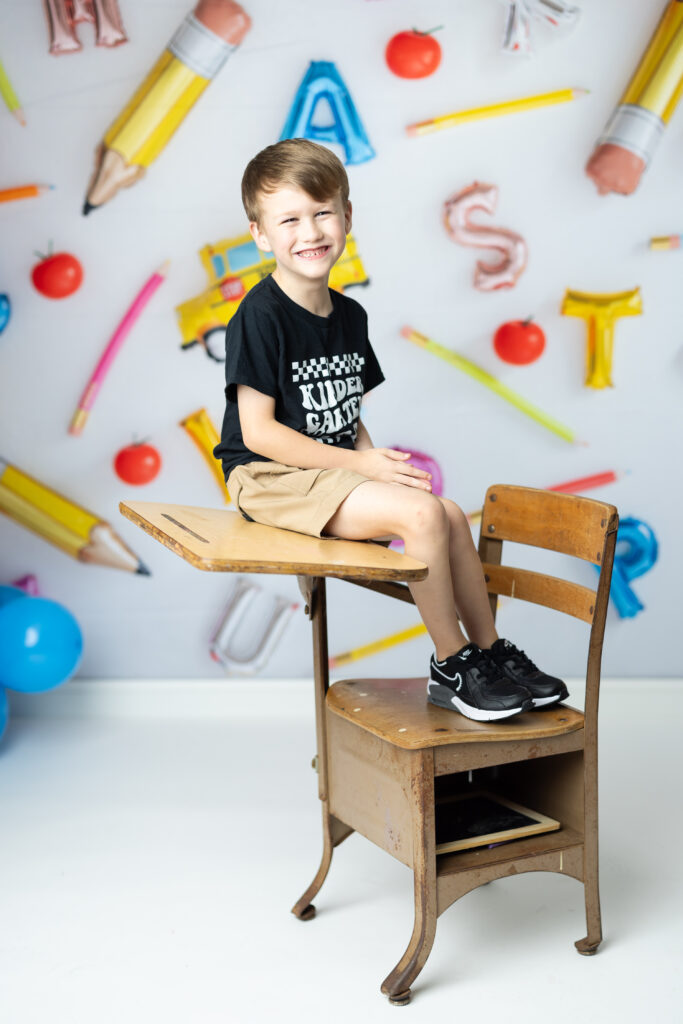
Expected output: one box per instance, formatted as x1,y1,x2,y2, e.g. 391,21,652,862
175,232,369,360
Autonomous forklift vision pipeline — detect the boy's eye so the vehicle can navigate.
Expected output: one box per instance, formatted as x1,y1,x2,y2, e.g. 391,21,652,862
316,210,332,216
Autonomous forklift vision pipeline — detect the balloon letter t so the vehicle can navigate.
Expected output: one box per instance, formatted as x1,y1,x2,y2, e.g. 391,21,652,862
561,287,642,388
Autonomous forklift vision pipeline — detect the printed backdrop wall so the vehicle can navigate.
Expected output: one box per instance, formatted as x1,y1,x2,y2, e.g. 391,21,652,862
1,0,681,680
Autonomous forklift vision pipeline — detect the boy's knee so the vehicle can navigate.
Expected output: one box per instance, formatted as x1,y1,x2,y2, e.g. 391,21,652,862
400,493,448,538
440,497,469,531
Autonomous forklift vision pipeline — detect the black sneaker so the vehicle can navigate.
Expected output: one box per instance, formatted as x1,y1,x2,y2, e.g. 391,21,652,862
428,644,533,722
488,639,569,709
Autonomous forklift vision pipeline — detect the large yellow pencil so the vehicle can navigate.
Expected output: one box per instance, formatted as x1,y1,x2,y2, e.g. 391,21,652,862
84,0,250,213
406,87,588,137
587,0,683,195
330,623,427,669
402,327,578,444
0,458,150,574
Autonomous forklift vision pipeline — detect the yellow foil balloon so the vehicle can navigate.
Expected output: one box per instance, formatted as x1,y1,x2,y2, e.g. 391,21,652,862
561,288,642,388
179,407,230,502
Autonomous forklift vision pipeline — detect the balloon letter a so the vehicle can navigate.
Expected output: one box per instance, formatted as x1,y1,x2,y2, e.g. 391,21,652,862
280,61,375,165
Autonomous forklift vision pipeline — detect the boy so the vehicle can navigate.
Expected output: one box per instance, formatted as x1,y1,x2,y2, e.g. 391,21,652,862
214,138,567,722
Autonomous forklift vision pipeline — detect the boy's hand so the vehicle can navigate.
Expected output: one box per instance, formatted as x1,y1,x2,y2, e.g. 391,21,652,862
355,448,432,490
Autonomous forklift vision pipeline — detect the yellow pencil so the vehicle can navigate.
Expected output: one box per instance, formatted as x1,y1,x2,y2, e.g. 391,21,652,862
407,87,589,137
0,55,25,126
0,458,150,574
329,623,427,669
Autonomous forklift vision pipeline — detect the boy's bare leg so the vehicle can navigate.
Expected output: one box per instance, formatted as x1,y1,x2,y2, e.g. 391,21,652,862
437,497,498,650
324,482,470,660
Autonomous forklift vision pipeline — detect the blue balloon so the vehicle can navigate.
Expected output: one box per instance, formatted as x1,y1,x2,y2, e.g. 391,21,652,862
0,294,10,335
0,686,8,742
0,585,28,610
0,597,83,693
595,516,658,618
280,61,376,165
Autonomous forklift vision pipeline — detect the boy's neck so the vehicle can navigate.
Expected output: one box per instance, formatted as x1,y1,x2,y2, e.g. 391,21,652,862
271,267,333,318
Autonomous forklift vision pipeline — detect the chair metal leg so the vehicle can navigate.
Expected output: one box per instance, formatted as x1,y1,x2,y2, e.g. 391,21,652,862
575,833,602,954
576,742,602,955
380,864,437,1005
291,801,353,921
380,750,437,1005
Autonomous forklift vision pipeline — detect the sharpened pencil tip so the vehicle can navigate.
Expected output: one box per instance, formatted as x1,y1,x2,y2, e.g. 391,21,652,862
136,561,152,576
82,200,95,216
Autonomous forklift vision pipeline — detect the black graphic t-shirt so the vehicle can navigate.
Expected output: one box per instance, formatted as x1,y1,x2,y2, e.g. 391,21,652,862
213,275,385,480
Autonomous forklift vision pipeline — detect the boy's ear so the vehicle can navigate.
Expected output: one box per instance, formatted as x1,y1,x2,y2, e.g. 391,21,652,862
249,220,271,252
344,200,353,234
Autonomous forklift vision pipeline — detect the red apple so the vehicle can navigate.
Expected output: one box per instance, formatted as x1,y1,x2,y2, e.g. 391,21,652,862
114,441,162,485
385,28,442,79
31,249,83,299
493,318,546,365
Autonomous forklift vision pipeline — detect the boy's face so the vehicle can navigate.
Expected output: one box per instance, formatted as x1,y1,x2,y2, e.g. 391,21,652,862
249,185,352,290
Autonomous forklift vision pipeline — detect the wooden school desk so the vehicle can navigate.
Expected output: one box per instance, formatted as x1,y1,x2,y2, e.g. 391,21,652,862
120,486,618,1005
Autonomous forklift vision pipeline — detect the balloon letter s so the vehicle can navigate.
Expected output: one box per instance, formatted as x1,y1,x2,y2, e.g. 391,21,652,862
443,183,528,291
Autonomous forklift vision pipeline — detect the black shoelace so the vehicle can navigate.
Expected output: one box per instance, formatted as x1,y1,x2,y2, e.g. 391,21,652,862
466,648,510,684
503,645,539,674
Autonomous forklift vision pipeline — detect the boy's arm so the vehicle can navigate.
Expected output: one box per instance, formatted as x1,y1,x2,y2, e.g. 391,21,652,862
237,385,432,489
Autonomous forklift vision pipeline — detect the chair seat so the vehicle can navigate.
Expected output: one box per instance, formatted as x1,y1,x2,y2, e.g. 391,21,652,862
326,677,584,750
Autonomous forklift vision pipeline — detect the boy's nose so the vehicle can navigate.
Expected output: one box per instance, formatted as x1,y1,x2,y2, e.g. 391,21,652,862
302,217,324,240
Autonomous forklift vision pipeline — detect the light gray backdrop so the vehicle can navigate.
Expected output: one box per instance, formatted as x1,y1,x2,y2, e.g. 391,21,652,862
1,0,680,679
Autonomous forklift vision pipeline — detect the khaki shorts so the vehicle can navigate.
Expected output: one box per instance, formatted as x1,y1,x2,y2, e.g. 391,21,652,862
227,460,370,538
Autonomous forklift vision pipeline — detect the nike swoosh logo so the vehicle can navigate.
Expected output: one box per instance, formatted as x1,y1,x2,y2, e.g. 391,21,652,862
432,664,463,690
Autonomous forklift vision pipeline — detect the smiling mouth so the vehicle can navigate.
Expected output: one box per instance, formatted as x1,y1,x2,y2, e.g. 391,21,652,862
295,246,331,259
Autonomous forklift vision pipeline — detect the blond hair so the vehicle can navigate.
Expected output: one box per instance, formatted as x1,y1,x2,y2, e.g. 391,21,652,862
241,138,349,224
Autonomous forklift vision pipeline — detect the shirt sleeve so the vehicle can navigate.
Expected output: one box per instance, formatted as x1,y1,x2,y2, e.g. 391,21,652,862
224,303,279,404
364,337,385,395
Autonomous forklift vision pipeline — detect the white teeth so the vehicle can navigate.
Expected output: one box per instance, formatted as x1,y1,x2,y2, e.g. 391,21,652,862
296,247,328,259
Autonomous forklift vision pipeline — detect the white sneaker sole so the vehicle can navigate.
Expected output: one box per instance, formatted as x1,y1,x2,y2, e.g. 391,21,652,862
532,694,563,708
427,683,530,722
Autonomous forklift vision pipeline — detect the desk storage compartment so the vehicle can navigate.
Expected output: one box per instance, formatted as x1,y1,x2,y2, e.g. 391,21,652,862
434,751,585,879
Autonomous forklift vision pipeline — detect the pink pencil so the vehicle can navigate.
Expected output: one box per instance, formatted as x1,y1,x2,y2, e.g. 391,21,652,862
69,261,169,435
546,470,623,493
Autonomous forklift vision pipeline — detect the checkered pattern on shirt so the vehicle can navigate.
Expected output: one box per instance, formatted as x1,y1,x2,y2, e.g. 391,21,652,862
291,353,365,383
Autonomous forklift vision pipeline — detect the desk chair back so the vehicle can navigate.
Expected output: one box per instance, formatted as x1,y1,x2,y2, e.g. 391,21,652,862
478,484,619,728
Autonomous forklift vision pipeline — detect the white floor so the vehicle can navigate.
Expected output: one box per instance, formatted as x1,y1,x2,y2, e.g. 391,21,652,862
1,680,682,1024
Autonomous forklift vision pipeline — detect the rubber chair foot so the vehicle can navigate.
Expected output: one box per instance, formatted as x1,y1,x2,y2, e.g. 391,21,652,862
387,989,411,1006
575,937,601,956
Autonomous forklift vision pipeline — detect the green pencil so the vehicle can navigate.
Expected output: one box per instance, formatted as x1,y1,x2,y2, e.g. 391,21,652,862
0,55,25,125
402,326,579,444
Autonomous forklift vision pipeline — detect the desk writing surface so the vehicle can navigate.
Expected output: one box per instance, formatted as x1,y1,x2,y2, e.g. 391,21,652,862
119,502,428,582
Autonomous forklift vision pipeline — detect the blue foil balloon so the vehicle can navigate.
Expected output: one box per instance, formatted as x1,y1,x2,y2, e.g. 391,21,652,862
0,596,83,693
280,61,375,165
0,294,10,334
0,686,8,742
596,516,658,618
0,585,28,610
